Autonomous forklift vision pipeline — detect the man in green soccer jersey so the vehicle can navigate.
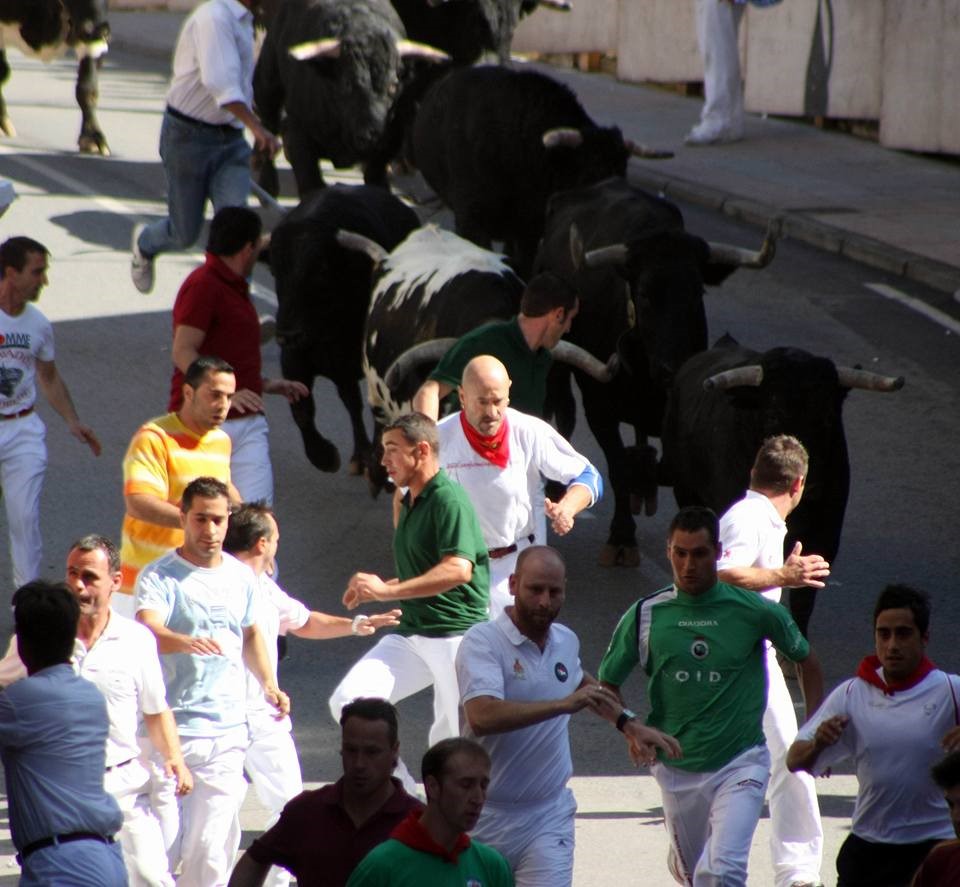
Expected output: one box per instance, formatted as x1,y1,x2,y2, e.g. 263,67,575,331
598,506,824,886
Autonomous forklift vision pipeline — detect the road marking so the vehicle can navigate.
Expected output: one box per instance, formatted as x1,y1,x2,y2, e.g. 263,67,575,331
864,282,960,337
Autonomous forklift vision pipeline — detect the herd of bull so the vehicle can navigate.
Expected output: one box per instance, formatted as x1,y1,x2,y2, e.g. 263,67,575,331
3,0,905,633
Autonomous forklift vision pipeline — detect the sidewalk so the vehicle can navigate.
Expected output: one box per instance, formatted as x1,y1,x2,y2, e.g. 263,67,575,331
109,8,960,299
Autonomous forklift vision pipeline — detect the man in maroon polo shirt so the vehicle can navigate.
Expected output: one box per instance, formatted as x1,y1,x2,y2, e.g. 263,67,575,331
169,206,307,503
227,698,422,887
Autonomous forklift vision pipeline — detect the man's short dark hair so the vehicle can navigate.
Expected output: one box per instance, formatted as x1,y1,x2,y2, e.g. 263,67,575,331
932,751,960,792
750,435,809,494
340,697,400,747
0,236,48,274
181,476,231,514
667,506,720,548
69,534,121,574
873,584,931,635
421,737,489,786
519,272,578,318
206,206,262,257
224,501,275,554
384,412,438,455
13,581,79,669
184,355,235,390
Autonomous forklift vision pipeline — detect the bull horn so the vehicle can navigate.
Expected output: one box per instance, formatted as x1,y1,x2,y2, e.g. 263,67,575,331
706,219,779,269
542,128,583,150
835,367,905,392
623,138,674,160
384,339,459,390
702,365,763,391
336,229,389,265
569,223,585,271
539,0,573,9
396,39,451,62
250,181,286,215
289,38,341,61
584,243,629,268
551,341,618,382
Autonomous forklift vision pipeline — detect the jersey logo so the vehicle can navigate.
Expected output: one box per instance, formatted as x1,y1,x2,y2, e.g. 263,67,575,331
0,365,23,397
0,332,30,348
512,658,526,680
466,880,483,887
690,638,709,660
554,662,569,682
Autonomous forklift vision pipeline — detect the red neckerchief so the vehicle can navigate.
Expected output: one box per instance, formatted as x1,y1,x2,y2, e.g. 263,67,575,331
459,411,510,469
855,654,937,695
390,811,471,864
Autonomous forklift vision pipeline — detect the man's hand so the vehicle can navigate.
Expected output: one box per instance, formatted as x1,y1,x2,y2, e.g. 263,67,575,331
624,721,683,766
782,541,830,588
353,609,403,635
251,122,281,157
942,725,960,753
179,636,223,656
343,573,391,609
165,757,194,796
69,420,101,456
230,388,265,414
264,378,309,403
544,497,575,536
563,681,621,716
812,714,848,750
264,685,290,719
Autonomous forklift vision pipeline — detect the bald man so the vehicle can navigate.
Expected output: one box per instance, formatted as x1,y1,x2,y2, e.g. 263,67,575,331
437,356,601,616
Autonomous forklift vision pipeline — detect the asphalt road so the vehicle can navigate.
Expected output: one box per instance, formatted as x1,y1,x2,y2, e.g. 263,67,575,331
1,44,959,886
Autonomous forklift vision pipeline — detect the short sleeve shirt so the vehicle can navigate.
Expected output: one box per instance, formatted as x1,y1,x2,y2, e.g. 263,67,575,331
135,550,257,736
430,318,552,417
598,582,809,772
394,469,490,636
0,303,54,414
718,491,787,603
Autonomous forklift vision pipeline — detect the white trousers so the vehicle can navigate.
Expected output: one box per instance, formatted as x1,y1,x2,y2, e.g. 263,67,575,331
105,759,175,887
329,633,463,790
763,647,824,887
695,0,745,133
474,789,576,887
655,744,770,886
224,414,273,504
173,730,248,887
244,726,303,887
0,412,46,589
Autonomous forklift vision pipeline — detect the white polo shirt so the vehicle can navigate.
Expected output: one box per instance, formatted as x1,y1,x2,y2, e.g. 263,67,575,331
438,408,599,549
796,668,960,843
718,490,786,603
246,572,309,735
457,611,583,805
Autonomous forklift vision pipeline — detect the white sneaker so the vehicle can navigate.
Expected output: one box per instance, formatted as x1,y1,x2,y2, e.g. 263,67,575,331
130,223,155,293
684,121,743,146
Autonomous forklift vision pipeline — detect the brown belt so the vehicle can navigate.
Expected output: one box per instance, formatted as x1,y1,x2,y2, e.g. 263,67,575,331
0,406,33,421
488,534,535,560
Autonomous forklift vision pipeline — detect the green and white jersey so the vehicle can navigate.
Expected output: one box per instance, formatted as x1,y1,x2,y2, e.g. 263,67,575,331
598,581,809,772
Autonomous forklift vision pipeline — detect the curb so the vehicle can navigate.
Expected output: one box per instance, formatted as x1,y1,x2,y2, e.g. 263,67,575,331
629,166,960,296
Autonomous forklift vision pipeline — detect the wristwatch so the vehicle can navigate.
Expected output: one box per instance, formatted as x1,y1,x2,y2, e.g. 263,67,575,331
616,708,638,732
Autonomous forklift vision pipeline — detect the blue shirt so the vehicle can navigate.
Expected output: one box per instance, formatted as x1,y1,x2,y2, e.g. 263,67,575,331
0,664,122,849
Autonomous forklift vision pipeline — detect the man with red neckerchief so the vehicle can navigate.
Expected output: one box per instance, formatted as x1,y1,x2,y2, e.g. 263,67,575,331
437,355,601,617
788,585,960,887
346,738,513,887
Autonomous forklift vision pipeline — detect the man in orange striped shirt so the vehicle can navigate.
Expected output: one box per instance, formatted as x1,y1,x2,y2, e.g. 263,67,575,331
118,355,241,617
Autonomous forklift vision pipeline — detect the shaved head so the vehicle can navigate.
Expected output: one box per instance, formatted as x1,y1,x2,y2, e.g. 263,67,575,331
515,544,566,577
459,355,511,436
461,355,510,391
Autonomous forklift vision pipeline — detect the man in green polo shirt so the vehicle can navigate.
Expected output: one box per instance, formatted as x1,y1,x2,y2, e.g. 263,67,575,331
329,412,490,790
412,273,579,419
598,506,824,886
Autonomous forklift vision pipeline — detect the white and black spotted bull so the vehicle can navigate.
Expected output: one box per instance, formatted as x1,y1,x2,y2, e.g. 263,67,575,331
0,0,110,153
660,333,904,635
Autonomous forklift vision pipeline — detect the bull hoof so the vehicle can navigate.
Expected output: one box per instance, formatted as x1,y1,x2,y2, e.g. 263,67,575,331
598,544,641,568
304,436,341,473
0,117,15,138
78,134,110,156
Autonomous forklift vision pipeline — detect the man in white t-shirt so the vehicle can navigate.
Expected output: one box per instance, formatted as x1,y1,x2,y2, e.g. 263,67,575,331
456,545,677,886
438,355,601,617
136,476,289,887
224,501,400,887
788,585,960,887
0,236,100,589
717,434,830,887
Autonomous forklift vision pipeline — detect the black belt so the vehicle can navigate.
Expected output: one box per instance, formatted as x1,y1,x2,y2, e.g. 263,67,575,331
166,105,240,135
104,756,135,773
17,832,115,864
488,534,535,560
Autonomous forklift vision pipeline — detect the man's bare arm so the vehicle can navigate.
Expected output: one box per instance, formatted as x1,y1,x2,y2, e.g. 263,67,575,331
343,555,472,609
227,852,271,887
411,379,452,420
137,608,223,656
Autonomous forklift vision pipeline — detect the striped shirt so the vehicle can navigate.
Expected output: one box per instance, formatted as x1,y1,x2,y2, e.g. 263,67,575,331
120,412,231,595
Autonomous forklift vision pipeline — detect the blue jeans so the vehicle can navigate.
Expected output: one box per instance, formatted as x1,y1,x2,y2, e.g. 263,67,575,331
138,111,252,258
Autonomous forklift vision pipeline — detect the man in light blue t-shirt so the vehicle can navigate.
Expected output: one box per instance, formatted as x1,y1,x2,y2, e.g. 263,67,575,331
136,475,288,887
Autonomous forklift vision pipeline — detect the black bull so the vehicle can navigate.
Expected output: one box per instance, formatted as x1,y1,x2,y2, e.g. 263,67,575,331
660,336,904,635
